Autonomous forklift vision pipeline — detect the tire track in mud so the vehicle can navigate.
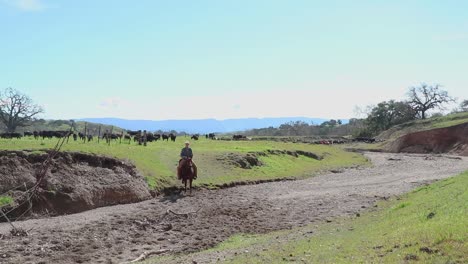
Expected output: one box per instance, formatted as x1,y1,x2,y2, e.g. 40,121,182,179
0,152,467,264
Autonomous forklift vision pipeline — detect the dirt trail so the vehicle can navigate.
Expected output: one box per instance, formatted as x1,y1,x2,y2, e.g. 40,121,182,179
0,152,467,264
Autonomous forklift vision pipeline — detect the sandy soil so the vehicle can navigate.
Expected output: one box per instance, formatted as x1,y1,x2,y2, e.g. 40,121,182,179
0,152,467,264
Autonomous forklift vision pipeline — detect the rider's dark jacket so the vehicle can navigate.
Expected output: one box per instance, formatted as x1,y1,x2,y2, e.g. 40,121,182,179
180,147,193,159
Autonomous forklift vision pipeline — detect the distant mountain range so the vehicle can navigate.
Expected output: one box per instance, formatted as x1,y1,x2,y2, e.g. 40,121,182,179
78,117,348,134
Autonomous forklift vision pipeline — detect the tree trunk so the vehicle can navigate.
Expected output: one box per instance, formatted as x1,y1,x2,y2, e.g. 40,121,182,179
7,124,16,133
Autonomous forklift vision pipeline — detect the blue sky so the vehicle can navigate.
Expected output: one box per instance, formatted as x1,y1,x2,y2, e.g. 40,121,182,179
1,0,467,120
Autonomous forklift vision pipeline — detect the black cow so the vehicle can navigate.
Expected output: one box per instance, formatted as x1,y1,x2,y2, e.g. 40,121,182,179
78,132,85,141
23,131,34,137
103,132,121,141
146,133,156,142
127,130,140,136
233,134,246,140
170,133,176,142
208,133,216,140
162,134,169,141
191,134,199,140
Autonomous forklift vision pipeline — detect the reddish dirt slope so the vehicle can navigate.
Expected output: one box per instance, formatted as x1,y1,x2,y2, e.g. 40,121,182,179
385,123,468,156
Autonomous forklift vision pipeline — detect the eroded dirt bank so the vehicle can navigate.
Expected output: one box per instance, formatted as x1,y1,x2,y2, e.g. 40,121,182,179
384,122,468,156
0,152,467,264
0,151,151,218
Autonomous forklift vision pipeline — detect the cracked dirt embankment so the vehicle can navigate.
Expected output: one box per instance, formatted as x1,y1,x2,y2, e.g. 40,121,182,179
0,152,467,264
0,150,151,219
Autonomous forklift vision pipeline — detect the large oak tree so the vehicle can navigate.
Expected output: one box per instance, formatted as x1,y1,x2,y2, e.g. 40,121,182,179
407,84,455,119
0,87,44,132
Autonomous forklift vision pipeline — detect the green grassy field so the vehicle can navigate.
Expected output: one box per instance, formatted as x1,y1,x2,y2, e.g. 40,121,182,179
0,137,367,191
158,171,467,263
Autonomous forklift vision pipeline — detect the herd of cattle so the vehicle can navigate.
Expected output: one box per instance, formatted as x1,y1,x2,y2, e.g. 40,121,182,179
0,131,377,144
0,131,219,143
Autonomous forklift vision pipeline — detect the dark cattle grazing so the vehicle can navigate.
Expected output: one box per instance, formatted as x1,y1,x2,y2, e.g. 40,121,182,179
208,133,216,140
78,132,85,141
0,132,22,139
353,137,376,143
39,130,70,139
162,134,169,141
127,130,140,137
23,131,34,137
145,133,155,142
233,134,246,140
191,134,199,140
170,133,177,142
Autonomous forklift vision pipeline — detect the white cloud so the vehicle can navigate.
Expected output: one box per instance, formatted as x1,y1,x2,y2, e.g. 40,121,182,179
2,0,45,12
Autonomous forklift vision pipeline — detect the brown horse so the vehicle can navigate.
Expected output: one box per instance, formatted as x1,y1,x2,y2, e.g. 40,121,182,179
178,158,195,194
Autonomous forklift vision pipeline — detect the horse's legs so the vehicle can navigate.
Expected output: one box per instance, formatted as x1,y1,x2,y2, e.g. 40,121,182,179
189,179,192,195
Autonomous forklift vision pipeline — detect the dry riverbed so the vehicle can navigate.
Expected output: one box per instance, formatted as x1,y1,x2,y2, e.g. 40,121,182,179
0,152,467,264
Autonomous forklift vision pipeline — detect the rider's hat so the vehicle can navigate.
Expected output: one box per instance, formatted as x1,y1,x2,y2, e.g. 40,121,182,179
185,141,190,144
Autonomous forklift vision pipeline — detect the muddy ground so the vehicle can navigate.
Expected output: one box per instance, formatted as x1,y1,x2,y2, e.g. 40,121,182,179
0,152,467,264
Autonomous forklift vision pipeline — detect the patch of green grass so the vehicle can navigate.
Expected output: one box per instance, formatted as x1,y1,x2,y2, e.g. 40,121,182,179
0,195,14,207
157,171,468,263
0,138,368,191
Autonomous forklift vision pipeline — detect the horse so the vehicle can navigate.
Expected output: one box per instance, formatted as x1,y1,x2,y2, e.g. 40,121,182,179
178,158,196,194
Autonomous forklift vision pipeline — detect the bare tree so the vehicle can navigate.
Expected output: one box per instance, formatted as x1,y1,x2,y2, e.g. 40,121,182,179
0,87,44,132
407,84,455,119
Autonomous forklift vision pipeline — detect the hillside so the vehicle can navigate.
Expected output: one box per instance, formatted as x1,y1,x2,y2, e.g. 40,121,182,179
376,112,468,141
374,112,468,156
385,122,468,156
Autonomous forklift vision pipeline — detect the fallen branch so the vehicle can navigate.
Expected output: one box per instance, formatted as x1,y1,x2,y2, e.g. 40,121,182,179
166,207,201,217
0,209,16,231
445,156,462,160
127,249,170,263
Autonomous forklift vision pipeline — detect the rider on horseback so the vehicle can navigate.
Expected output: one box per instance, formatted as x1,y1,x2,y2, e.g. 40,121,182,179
178,141,197,180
